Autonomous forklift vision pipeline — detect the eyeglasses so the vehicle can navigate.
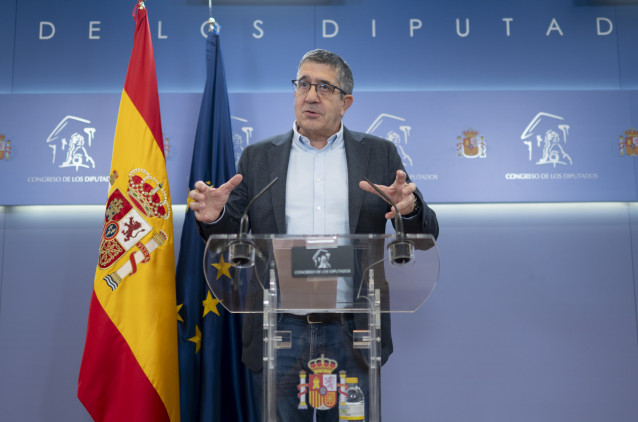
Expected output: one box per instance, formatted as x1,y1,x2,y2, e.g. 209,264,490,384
291,79,347,98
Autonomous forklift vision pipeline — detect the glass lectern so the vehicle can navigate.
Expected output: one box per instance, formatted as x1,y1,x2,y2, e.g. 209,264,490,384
204,233,439,422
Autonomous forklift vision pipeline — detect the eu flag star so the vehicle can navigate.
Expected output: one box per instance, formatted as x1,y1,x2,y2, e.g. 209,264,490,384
188,325,202,354
211,254,232,280
202,291,221,317
177,303,184,322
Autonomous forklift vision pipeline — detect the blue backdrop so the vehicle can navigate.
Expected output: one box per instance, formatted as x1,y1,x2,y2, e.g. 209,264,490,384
1,0,638,204
2,1,638,422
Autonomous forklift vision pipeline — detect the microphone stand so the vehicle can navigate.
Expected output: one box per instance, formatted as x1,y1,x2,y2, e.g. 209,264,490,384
363,177,415,265
228,177,279,268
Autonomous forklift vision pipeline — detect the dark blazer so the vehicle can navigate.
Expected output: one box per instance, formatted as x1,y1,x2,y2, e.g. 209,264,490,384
199,126,439,371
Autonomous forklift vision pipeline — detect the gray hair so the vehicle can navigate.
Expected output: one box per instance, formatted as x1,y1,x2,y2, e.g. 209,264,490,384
298,49,354,95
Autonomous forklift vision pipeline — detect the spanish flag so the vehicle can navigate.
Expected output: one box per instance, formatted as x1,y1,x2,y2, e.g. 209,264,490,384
78,3,179,421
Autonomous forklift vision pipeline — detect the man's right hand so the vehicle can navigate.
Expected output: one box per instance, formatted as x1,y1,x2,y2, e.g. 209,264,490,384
188,174,243,223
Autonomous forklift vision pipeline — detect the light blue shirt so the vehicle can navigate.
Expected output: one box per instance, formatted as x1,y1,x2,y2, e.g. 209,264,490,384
285,122,349,236
286,122,352,306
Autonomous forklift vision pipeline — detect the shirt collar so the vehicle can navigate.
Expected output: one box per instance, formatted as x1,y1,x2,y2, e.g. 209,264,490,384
292,121,344,151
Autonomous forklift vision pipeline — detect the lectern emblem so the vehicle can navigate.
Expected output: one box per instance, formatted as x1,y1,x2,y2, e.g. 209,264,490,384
298,355,340,410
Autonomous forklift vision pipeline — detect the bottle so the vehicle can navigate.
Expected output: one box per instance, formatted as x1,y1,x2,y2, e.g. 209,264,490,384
339,377,365,421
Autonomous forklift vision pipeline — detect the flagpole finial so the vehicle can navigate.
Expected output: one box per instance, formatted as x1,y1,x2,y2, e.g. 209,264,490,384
207,17,220,34
137,1,146,9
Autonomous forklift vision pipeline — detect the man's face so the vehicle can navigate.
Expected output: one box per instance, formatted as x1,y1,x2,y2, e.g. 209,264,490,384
294,61,353,142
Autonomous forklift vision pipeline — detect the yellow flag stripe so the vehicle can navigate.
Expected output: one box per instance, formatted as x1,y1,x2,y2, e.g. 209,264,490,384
94,90,179,420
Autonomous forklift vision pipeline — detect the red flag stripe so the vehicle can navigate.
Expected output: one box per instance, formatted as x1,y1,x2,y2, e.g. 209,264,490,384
124,8,163,153
78,291,170,422
78,6,179,421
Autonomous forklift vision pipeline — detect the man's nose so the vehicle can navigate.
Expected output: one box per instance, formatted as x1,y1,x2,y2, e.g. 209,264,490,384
305,84,320,101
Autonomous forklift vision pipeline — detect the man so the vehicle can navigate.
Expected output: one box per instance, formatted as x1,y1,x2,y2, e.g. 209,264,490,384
189,49,439,421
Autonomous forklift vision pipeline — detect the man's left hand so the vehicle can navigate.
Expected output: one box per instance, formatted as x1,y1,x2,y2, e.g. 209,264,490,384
359,170,418,219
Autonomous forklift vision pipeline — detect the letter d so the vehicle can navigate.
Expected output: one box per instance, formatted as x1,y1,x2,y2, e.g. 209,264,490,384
596,17,613,36
39,21,55,40
322,20,338,38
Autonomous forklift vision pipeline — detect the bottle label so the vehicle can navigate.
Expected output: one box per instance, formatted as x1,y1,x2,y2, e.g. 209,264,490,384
339,403,365,420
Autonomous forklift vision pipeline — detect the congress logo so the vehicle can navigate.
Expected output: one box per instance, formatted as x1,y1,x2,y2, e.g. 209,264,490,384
0,134,12,161
46,115,96,171
312,249,332,269
457,129,486,158
231,116,254,167
521,112,572,167
366,113,413,167
618,129,638,157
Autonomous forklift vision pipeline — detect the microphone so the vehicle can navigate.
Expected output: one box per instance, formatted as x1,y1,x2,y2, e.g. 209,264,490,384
228,176,279,267
363,177,414,265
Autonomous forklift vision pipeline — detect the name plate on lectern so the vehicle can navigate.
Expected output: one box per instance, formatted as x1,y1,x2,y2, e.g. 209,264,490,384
291,245,354,278
272,237,345,310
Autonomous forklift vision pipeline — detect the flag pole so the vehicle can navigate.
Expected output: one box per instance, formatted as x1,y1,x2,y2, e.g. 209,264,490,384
207,0,220,33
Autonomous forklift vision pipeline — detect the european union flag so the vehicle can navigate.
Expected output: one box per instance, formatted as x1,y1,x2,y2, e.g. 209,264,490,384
176,27,258,422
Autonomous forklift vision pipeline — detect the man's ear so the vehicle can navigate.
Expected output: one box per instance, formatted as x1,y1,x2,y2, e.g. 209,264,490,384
341,94,354,117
